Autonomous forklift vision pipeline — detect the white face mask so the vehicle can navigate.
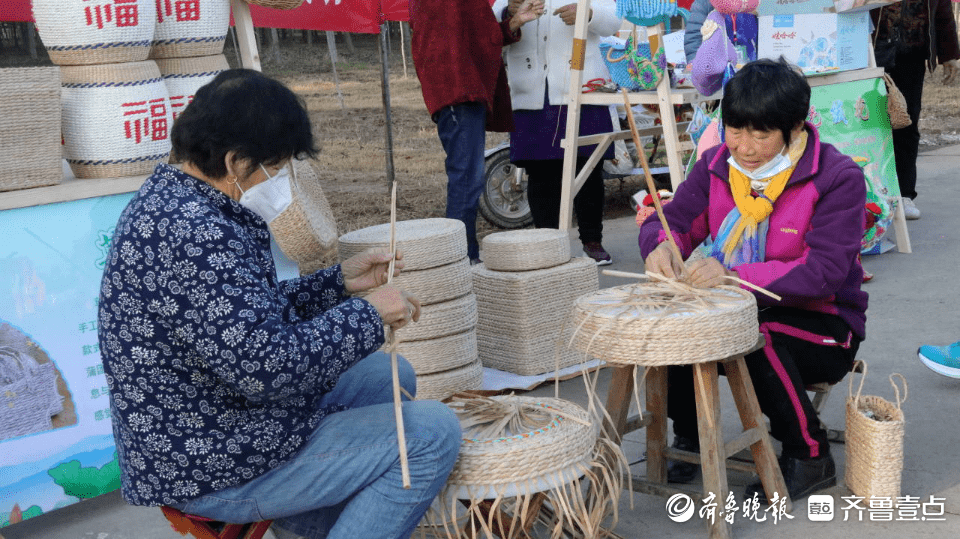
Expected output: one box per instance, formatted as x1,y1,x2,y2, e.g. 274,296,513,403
237,164,292,224
728,146,792,182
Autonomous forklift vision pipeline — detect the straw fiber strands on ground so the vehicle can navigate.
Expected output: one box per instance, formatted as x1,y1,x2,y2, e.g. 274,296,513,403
420,395,627,539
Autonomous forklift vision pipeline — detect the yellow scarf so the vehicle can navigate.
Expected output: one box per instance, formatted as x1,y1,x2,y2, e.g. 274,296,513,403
719,130,808,261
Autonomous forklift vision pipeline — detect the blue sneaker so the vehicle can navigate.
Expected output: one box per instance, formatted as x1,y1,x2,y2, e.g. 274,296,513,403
917,341,960,378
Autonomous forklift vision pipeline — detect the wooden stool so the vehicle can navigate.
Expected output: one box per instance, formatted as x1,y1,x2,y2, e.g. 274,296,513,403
604,336,789,539
160,506,273,539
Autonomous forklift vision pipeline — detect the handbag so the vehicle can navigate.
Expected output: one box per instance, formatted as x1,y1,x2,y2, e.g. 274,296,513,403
881,73,912,129
845,364,907,499
616,0,686,27
600,33,667,91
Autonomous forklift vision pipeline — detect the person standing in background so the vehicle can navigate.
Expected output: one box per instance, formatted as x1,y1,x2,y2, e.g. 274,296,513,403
872,0,959,220
409,0,543,264
493,0,620,265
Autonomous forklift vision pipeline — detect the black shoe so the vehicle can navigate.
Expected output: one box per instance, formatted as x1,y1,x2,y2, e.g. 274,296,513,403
745,452,837,503
667,435,700,484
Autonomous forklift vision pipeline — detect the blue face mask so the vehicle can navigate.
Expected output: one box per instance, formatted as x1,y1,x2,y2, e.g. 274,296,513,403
728,145,791,182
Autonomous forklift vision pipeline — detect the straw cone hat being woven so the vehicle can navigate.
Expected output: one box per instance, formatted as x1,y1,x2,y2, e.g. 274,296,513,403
269,159,338,264
568,280,758,366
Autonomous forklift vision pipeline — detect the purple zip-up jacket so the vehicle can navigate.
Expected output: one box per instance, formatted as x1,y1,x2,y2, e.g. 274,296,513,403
639,124,868,339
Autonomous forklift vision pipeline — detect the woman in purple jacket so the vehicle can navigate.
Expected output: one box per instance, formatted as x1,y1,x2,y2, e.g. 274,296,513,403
639,59,868,502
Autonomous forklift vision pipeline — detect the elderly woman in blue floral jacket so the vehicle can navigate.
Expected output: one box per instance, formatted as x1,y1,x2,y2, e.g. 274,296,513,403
97,69,461,539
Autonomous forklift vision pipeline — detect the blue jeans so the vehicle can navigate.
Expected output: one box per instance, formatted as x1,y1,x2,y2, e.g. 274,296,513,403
435,102,487,260
172,352,461,539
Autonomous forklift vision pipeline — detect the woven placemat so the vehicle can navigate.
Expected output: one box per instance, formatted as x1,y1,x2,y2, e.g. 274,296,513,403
150,0,230,58
338,219,467,271
33,0,154,65
481,228,571,272
567,280,758,366
0,67,62,192
395,293,477,343
361,257,472,307
393,329,478,375
473,257,599,376
61,60,171,178
445,396,595,490
270,159,338,264
416,358,483,402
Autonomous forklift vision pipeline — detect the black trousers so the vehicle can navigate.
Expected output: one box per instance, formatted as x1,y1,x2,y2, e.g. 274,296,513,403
517,157,604,244
886,48,928,200
668,307,861,460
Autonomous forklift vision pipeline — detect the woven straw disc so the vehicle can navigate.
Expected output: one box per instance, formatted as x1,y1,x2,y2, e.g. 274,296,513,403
395,293,478,343
473,257,598,376
416,358,483,402
568,281,758,366
361,257,471,307
338,218,467,271
270,160,338,264
394,329,478,375
0,67,61,192
844,396,904,499
481,228,571,271
446,396,595,498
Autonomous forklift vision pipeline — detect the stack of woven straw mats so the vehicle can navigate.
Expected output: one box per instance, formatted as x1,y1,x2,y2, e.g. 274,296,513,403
0,67,61,192
473,229,599,376
30,0,230,179
338,219,482,401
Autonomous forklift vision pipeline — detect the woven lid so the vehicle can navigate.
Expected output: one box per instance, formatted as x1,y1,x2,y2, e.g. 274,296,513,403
568,280,758,366
395,293,477,343
444,395,595,499
415,358,484,402
394,329,478,375
338,218,467,271
270,160,338,264
481,229,571,272
361,257,472,307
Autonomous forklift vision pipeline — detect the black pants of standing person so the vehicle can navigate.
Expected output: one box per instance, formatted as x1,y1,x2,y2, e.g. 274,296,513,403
886,47,928,201
667,307,861,460
518,156,604,244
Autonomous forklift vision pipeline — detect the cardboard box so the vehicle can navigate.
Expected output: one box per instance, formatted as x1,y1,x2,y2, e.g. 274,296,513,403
758,12,870,75
756,0,834,16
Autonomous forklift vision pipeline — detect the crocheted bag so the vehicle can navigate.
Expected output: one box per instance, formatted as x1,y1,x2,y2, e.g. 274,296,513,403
600,35,667,91
599,38,641,90
691,11,738,95
710,0,760,14
617,0,687,27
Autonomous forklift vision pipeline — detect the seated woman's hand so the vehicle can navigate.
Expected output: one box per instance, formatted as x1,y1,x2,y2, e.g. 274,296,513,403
644,242,684,280
366,285,421,331
342,248,405,294
685,257,736,289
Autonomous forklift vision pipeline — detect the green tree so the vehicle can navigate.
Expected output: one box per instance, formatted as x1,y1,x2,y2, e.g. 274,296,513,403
47,453,121,499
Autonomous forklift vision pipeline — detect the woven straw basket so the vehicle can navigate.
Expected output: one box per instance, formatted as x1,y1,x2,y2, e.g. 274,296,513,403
393,329,478,375
473,257,598,376
61,60,172,178
361,258,472,307
245,0,306,9
155,54,229,129
845,364,907,500
0,67,62,192
416,358,484,402
395,293,478,343
567,280,758,366
32,0,154,65
338,218,468,271
445,396,595,498
269,159,339,264
481,229,571,272
150,0,230,59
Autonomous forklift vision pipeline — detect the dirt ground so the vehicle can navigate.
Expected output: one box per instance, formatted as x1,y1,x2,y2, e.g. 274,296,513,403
3,27,960,245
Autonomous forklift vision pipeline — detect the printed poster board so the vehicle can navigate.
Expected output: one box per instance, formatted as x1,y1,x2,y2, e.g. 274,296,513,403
0,192,298,527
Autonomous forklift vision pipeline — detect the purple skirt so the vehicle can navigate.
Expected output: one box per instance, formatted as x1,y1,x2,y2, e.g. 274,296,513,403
510,89,615,162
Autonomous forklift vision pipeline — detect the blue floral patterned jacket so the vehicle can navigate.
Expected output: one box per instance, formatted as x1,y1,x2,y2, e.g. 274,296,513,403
97,164,385,506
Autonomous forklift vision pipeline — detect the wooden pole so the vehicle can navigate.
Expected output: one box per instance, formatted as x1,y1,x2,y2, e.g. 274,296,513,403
379,24,397,192
386,181,411,489
622,89,685,269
